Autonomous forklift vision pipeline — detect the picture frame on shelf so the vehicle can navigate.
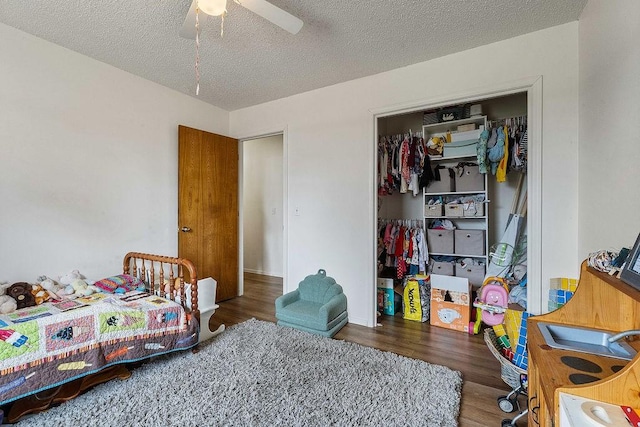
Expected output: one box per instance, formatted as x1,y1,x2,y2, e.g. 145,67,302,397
620,232,640,292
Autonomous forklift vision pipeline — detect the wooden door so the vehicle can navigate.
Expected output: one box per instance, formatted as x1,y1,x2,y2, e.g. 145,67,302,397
178,125,238,302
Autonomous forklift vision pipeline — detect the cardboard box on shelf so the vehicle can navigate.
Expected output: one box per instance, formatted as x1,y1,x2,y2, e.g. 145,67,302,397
429,274,471,333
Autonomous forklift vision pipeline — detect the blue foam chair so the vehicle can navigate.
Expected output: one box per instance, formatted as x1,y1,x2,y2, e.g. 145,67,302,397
275,269,348,338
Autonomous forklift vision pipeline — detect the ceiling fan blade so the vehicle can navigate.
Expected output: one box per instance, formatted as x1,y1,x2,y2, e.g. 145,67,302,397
180,0,198,39
239,0,303,34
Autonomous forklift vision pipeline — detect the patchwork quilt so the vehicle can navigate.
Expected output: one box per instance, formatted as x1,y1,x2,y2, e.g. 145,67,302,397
0,291,198,405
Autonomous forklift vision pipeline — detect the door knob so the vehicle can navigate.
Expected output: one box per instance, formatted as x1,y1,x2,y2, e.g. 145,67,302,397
180,226,192,232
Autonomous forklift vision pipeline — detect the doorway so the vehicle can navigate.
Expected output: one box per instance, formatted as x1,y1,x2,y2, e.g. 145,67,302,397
241,134,285,288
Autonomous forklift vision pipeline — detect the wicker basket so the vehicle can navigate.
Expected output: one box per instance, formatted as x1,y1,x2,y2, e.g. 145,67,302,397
484,328,527,389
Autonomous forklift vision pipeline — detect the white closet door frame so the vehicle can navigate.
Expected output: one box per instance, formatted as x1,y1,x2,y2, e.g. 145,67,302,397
369,76,543,327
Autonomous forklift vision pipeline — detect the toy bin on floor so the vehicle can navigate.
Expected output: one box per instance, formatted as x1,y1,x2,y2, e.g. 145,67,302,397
485,328,528,427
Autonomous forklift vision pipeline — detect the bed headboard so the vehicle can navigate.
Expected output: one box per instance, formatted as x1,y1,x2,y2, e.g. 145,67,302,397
122,252,199,324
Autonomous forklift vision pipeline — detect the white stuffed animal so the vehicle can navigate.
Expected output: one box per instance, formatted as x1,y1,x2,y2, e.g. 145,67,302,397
0,282,18,314
59,270,82,286
69,279,100,298
37,275,67,300
59,270,84,298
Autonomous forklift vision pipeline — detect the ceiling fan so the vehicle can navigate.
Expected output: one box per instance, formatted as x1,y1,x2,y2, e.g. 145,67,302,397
180,0,304,39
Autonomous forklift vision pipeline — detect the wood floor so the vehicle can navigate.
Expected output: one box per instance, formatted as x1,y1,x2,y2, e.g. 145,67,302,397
211,273,524,427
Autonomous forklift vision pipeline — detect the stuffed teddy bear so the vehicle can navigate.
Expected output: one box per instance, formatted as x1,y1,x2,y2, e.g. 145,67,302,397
7,282,36,310
0,282,18,314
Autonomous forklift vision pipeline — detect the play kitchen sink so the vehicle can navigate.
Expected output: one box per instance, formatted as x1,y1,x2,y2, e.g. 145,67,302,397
537,322,638,360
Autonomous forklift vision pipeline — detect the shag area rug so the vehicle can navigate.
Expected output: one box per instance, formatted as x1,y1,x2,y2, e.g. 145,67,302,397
17,319,462,426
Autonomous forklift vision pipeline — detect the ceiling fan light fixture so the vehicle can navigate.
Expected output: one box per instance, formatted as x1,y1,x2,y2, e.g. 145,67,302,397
198,0,227,16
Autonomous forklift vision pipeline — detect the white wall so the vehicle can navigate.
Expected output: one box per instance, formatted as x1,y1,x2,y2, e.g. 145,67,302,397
230,23,580,326
243,135,284,277
0,24,229,282
578,0,640,256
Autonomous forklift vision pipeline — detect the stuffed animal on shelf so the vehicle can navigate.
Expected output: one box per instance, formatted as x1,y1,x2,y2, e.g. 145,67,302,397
7,282,36,310
0,282,18,314
426,136,445,156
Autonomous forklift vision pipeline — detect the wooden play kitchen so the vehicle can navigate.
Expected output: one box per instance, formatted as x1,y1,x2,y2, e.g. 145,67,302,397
527,262,640,426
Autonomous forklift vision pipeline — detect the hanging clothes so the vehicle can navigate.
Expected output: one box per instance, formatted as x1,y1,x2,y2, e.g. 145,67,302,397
477,129,489,174
378,132,428,196
483,116,527,181
487,126,505,175
496,125,509,182
377,219,428,278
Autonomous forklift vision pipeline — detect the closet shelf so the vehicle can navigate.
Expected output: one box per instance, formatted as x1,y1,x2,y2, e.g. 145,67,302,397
424,115,489,288
423,116,486,134
424,191,487,196
428,155,480,162
430,252,486,258
426,216,487,220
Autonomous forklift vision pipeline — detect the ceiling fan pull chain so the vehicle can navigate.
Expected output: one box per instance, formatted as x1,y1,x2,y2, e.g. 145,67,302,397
221,12,225,38
195,0,201,95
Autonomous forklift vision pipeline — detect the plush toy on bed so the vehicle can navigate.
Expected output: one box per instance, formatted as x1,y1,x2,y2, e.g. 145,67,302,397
0,282,18,314
59,270,99,299
59,270,82,294
30,283,50,305
7,282,36,310
68,279,100,298
37,276,67,300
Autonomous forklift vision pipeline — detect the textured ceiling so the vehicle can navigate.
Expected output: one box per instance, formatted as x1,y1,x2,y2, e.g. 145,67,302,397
0,0,587,111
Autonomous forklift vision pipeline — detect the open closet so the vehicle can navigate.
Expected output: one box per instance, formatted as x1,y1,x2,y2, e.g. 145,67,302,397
376,93,528,329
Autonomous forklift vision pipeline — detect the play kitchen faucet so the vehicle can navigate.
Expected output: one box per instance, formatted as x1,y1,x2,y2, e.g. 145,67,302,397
608,329,640,344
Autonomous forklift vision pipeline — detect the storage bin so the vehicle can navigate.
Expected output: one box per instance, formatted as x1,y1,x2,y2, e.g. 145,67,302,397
462,200,484,217
455,263,485,287
424,204,443,218
454,229,485,255
426,166,454,193
454,164,484,192
444,203,463,217
443,140,477,158
427,229,454,254
457,124,476,132
450,129,481,142
429,259,454,276
423,111,438,125
437,106,463,122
